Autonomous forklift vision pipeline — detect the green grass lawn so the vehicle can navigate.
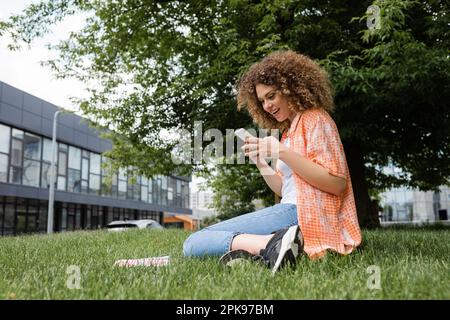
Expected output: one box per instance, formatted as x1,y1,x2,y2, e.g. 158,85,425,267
0,226,448,299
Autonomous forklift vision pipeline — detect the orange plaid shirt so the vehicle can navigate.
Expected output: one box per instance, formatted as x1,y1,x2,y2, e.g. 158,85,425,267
276,108,362,259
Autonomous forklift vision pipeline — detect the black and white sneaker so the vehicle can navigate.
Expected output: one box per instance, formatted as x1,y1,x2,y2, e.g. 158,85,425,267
219,249,263,268
260,225,304,274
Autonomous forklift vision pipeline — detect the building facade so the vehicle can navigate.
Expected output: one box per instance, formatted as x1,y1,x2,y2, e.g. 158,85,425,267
0,81,191,236
190,190,217,221
379,166,449,223
190,190,214,211
380,186,450,223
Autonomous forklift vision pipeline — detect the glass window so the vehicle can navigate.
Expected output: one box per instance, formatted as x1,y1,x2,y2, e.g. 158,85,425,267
141,176,148,186
41,162,51,188
68,146,81,170
57,176,66,190
112,173,118,187
38,202,47,232
162,176,167,189
133,183,140,201
23,159,40,187
127,181,133,199
141,186,148,202
82,150,89,158
101,156,109,176
59,143,68,151
147,192,153,203
86,207,91,229
183,182,189,196
75,206,81,229
90,153,101,174
4,203,15,235
67,213,75,231
12,128,23,139
118,180,127,199
58,152,67,176
60,207,67,231
81,180,88,193
119,167,126,180
110,173,118,197
168,187,173,201
0,124,10,154
152,179,158,204
68,169,81,193
101,180,111,197
162,189,167,205
11,139,22,166
82,158,89,180
16,214,26,234
91,206,99,229
9,166,21,184
177,180,181,194
89,174,100,194
0,153,8,182
404,190,413,203
42,138,53,162
28,212,37,233
24,133,41,160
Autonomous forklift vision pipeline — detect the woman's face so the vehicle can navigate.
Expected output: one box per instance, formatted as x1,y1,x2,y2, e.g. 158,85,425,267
255,84,297,123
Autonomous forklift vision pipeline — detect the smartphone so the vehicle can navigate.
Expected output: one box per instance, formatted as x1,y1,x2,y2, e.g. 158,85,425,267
235,128,254,142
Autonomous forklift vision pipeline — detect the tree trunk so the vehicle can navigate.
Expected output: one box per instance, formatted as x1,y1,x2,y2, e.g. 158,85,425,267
343,142,380,229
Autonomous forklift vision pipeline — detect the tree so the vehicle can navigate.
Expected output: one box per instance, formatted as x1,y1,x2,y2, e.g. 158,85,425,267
1,0,448,228
200,161,275,221
323,0,450,226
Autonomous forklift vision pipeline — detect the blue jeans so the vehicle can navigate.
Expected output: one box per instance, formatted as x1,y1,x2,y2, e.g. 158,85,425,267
183,203,298,257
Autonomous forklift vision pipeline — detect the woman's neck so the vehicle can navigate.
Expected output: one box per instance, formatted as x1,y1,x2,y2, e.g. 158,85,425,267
288,112,302,128
285,112,302,137
289,112,300,123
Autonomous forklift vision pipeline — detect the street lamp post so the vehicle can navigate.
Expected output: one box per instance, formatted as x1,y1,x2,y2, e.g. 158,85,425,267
47,110,62,234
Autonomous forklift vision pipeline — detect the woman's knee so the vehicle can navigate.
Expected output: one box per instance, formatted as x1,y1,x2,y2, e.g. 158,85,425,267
182,231,202,257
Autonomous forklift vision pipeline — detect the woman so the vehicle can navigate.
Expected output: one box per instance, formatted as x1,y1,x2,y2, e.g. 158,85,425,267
183,50,362,273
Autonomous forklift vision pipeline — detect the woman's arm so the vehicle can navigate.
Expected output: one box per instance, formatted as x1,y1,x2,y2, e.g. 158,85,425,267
255,161,283,197
279,147,347,196
243,139,283,196
244,136,346,197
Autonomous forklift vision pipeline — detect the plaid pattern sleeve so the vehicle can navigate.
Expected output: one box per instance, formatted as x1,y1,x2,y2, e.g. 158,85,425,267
289,109,362,259
306,114,348,179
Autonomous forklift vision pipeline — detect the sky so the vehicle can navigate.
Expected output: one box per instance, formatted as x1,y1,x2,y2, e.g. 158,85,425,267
0,0,205,193
0,0,87,112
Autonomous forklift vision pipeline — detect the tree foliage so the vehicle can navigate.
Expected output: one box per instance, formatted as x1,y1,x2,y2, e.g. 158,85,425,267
198,160,275,220
325,0,450,191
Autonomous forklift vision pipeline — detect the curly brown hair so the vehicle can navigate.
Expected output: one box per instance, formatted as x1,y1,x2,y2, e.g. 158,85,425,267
236,50,335,132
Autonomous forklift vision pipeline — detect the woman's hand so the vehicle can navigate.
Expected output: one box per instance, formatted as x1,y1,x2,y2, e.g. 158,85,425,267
242,136,285,163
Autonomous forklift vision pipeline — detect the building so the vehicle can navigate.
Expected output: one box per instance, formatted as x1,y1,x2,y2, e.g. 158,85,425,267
190,190,217,222
380,186,450,223
379,165,449,223
190,190,214,211
0,81,191,236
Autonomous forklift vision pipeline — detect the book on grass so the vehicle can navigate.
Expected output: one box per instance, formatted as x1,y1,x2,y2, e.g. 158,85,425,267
114,255,170,267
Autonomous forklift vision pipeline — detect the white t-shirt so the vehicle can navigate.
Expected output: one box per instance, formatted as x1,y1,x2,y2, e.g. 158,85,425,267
277,137,297,204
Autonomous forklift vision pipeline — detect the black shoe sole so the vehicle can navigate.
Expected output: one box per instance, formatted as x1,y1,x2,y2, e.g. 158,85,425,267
219,249,254,267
